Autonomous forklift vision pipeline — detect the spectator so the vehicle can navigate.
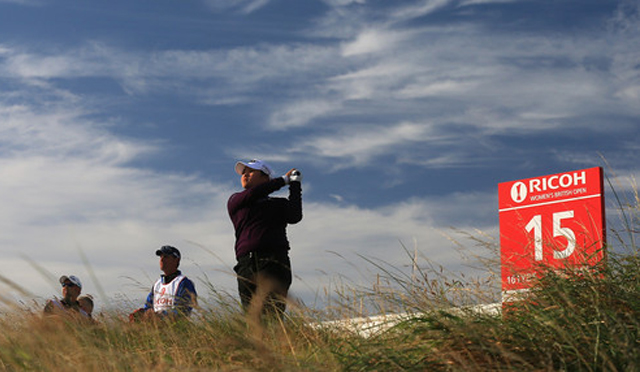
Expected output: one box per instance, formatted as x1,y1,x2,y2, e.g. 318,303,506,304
44,275,83,316
78,295,94,318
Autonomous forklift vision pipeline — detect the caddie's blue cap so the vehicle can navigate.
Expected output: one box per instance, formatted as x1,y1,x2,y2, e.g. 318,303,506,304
155,245,181,259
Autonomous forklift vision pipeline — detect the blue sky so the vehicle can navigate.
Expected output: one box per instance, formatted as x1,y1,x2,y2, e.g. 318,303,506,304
0,0,638,312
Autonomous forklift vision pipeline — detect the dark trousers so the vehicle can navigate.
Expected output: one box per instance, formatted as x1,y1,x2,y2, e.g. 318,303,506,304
234,252,292,315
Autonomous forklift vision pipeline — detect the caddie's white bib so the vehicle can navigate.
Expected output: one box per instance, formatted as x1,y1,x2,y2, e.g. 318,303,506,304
153,275,186,313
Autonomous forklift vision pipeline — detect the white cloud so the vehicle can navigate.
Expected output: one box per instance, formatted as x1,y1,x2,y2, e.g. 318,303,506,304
0,0,40,5
287,193,500,307
267,11,640,162
390,0,452,23
341,29,408,56
0,105,154,165
1,43,119,79
459,0,518,6
0,100,235,308
0,43,340,93
3,0,639,141
295,122,434,169
0,95,498,311
4,13,634,148
1,0,638,312
616,84,640,101
321,0,366,6
326,61,414,100
396,79,479,98
269,99,341,129
202,0,271,14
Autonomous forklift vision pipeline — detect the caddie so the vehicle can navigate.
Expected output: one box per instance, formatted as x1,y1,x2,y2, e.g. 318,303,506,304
129,245,197,321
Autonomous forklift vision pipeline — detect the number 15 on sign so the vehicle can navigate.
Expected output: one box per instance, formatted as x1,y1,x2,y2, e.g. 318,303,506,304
526,211,576,261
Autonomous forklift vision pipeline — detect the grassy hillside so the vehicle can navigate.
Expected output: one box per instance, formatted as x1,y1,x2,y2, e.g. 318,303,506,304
1,182,637,371
1,248,637,371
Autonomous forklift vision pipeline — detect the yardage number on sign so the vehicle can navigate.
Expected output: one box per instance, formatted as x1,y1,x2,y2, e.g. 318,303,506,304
498,167,606,301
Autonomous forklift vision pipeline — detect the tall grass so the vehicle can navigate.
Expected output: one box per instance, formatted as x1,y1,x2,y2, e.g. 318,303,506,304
368,252,639,371
0,179,638,371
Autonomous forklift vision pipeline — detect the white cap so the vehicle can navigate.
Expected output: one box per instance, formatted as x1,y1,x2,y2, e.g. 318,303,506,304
59,275,82,289
235,159,274,179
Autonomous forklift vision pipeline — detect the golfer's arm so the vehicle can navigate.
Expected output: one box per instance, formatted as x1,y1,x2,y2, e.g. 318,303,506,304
286,181,303,223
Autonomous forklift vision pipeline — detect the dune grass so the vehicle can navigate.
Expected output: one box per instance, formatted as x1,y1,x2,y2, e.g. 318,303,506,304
0,178,637,371
2,246,637,371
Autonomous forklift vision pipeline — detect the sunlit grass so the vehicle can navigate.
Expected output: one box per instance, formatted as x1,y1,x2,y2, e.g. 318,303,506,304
0,177,637,371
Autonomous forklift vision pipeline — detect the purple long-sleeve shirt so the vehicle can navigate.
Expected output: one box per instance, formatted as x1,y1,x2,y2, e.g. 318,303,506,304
228,177,302,259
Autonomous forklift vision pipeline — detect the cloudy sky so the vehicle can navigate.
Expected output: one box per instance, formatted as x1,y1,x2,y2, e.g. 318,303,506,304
0,0,638,313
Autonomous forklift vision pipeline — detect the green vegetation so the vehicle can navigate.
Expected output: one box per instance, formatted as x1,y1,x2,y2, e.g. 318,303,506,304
2,251,637,371
1,181,637,371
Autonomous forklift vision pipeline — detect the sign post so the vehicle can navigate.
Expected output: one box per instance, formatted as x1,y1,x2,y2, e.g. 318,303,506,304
498,167,606,303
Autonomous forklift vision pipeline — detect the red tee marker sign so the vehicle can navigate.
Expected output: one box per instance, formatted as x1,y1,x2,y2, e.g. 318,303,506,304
498,167,606,302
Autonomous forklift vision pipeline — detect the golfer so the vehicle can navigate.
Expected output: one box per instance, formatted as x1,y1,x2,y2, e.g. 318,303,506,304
228,159,303,315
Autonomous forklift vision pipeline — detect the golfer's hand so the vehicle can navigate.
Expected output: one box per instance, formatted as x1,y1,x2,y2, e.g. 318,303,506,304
285,168,302,183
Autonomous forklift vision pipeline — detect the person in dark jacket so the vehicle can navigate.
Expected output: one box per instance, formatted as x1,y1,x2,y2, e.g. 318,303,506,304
228,159,302,316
